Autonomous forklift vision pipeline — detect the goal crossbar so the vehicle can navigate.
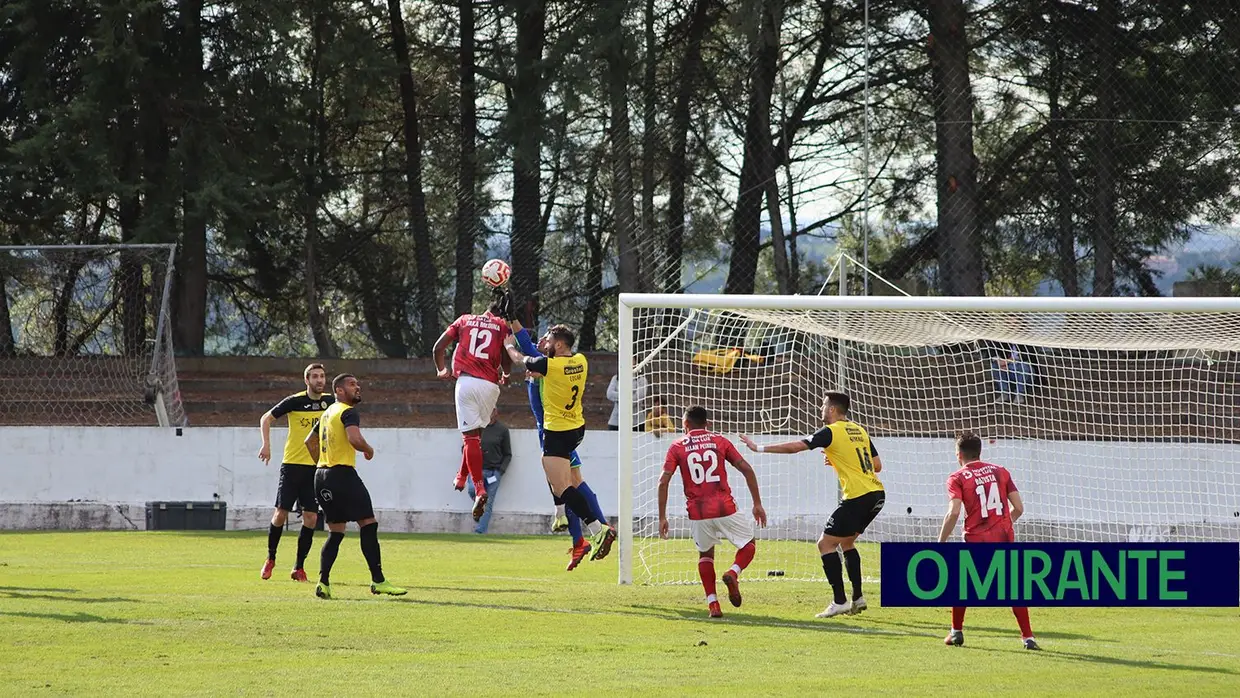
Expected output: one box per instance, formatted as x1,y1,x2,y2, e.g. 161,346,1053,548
619,293,1240,313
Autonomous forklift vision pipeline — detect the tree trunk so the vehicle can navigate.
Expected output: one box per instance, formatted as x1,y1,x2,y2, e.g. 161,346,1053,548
1048,45,1079,297
579,156,604,351
387,0,439,355
305,7,335,358
173,0,207,355
783,160,799,291
604,0,642,293
765,178,790,293
454,0,478,317
724,0,780,296
1092,0,1118,296
926,0,984,296
639,0,657,290
664,0,714,292
0,268,12,357
510,0,546,325
117,107,146,356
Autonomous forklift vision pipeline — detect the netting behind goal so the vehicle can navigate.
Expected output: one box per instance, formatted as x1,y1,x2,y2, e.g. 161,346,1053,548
620,297,1240,585
0,245,185,427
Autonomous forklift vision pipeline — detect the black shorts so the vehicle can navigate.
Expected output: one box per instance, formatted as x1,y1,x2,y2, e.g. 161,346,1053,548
314,466,375,524
543,426,585,460
824,490,885,538
275,463,318,513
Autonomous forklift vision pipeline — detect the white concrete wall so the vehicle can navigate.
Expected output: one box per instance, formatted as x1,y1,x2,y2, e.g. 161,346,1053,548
2,428,1237,532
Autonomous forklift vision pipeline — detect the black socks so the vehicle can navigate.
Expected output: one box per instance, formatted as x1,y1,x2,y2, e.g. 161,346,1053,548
295,525,315,570
267,523,282,560
559,485,597,526
821,551,847,605
843,548,864,600
320,531,345,585
359,522,384,584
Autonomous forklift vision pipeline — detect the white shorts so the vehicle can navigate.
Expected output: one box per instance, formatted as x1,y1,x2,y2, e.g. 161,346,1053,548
455,374,501,432
689,512,754,553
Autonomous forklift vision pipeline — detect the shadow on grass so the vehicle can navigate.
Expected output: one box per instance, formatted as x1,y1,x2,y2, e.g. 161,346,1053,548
389,596,927,638
1,591,142,604
0,585,79,594
865,617,1108,642
0,610,133,625
967,644,1238,675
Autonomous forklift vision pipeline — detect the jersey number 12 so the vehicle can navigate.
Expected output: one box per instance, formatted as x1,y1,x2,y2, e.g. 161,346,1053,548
467,328,493,360
974,482,1005,519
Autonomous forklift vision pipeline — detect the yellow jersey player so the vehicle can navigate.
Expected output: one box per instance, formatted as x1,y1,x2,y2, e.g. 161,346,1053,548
503,320,618,562
304,374,406,600
740,391,885,619
257,363,332,582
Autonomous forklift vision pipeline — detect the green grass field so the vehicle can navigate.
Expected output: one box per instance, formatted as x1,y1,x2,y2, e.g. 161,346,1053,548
1,532,1237,696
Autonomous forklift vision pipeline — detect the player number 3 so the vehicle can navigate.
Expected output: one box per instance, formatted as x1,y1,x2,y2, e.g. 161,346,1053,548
686,451,720,485
974,481,1005,519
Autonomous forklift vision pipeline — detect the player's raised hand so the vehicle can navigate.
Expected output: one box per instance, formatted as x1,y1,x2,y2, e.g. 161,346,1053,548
436,367,452,381
738,434,759,452
258,444,271,465
659,517,669,539
753,504,768,528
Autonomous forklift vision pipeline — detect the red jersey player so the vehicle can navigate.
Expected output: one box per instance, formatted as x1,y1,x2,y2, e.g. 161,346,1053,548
937,432,1040,650
432,291,512,521
658,406,767,618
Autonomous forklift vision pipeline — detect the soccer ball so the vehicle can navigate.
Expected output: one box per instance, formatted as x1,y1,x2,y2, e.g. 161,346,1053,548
481,258,511,288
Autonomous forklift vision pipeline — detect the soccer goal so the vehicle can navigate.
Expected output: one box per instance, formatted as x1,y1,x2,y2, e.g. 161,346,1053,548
0,244,186,427
616,293,1240,585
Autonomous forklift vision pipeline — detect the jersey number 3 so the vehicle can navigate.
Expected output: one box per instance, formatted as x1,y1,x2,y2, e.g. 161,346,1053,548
564,385,580,410
467,328,493,360
687,451,721,485
974,482,1005,519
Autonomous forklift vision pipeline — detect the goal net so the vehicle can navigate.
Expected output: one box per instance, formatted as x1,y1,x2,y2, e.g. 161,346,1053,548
617,294,1240,585
0,245,185,427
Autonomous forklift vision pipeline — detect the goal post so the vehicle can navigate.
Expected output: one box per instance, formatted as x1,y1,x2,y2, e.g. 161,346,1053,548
617,293,1240,585
0,244,186,427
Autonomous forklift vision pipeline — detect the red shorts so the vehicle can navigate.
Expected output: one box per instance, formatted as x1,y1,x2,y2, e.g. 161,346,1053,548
964,527,1014,544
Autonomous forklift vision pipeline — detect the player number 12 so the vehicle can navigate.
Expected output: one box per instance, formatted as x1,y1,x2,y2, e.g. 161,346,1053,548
467,328,493,359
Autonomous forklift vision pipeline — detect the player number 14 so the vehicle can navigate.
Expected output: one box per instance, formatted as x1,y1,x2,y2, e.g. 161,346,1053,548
686,450,721,485
974,482,1005,519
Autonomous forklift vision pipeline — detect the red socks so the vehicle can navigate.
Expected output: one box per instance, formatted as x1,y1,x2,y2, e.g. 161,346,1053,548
462,434,485,495
952,606,1034,639
1012,607,1033,638
698,557,717,600
731,541,756,575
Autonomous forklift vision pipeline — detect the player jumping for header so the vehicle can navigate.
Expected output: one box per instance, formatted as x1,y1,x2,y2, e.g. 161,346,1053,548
509,315,612,569
659,406,767,618
501,313,618,564
938,431,1039,650
740,391,884,618
433,291,513,521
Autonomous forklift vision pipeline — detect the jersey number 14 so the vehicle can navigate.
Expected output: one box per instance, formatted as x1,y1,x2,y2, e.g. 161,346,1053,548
974,482,1005,519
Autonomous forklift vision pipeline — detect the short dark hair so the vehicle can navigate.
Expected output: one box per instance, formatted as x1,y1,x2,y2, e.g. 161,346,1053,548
548,324,576,350
957,431,983,461
825,391,850,414
651,394,664,405
685,405,709,428
304,363,326,380
332,373,356,393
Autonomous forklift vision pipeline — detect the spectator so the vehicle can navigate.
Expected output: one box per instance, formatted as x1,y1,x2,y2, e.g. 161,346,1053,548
645,396,677,436
607,362,648,431
990,342,1032,404
465,410,511,534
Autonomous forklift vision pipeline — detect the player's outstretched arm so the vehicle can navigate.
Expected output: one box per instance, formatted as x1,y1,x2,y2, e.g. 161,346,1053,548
432,328,455,380
345,425,374,460
937,498,963,543
657,470,674,539
738,434,809,455
1009,491,1025,523
513,326,543,359
502,334,526,365
729,455,767,527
